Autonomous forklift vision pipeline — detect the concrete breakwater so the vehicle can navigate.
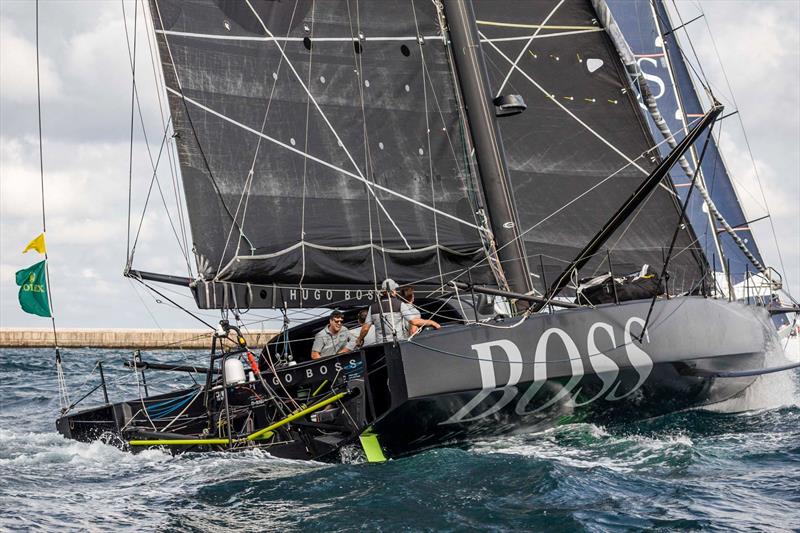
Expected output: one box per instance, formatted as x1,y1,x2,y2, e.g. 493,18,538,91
0,328,277,349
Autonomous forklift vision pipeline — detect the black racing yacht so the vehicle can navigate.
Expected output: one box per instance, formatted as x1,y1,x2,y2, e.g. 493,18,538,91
56,0,798,462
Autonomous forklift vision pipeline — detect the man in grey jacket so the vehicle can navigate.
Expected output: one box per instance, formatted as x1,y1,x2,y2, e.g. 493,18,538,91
311,310,354,359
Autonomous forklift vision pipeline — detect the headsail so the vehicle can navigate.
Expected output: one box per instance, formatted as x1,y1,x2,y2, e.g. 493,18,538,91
652,0,765,284
147,0,496,304
602,0,719,270
472,0,706,294
609,0,765,285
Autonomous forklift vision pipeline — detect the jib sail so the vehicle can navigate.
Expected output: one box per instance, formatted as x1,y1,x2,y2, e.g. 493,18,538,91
472,0,707,294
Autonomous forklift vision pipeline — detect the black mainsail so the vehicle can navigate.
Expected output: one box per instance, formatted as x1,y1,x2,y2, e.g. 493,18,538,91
148,0,497,305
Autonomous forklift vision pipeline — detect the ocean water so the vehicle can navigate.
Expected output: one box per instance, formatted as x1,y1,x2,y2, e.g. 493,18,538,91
1,345,799,532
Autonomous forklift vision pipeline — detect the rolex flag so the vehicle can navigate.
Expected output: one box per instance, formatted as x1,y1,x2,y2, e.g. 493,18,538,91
15,260,51,317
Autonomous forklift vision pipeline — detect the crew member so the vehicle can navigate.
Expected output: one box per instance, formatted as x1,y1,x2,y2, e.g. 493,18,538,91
356,280,440,347
350,308,375,348
356,279,404,346
311,310,354,359
399,285,441,337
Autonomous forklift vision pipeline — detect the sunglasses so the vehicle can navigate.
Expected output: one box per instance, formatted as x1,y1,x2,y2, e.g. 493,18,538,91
331,318,344,323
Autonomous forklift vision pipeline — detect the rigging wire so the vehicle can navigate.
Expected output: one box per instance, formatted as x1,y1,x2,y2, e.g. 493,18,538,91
122,0,191,270
299,0,312,287
684,1,795,301
132,276,216,330
411,0,446,290
34,0,69,410
345,0,381,298
151,0,256,256
124,0,138,269
243,0,412,252
657,0,792,301
139,0,191,276
215,1,303,276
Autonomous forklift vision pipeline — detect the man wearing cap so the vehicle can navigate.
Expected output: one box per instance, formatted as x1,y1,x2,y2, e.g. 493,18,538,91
311,310,355,360
356,279,404,346
356,279,440,347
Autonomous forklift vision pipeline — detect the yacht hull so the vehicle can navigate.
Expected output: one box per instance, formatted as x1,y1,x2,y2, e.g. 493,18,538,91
56,297,775,461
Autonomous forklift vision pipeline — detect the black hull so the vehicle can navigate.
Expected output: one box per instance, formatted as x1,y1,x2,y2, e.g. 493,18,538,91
372,357,759,458
57,297,776,462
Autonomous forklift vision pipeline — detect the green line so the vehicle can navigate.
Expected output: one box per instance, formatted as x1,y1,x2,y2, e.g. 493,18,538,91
129,437,240,446
130,391,348,447
248,391,347,440
312,379,329,397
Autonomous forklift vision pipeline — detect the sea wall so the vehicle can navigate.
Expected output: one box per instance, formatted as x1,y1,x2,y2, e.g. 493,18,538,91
0,328,277,349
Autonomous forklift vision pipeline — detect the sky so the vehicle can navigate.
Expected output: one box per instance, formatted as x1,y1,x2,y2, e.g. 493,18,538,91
0,0,798,331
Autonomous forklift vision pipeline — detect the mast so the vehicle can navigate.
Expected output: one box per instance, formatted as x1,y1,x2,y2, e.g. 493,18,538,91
441,0,533,298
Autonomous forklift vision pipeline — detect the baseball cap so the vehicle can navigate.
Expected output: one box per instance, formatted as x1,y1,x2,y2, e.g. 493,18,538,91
381,278,399,292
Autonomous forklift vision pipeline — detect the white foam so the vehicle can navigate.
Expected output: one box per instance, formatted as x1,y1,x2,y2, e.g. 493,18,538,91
470,424,694,473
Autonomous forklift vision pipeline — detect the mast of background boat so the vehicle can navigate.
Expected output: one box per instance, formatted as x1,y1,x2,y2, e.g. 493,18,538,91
649,0,729,295
34,0,69,410
441,0,534,304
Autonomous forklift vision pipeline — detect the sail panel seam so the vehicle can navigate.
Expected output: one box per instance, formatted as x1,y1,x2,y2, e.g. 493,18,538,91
154,29,443,43
495,0,566,96
243,0,411,250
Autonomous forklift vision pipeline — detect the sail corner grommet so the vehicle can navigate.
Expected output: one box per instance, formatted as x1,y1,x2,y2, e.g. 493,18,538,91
493,94,526,117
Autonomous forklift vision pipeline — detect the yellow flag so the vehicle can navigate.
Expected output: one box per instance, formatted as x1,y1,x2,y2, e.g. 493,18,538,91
23,233,46,254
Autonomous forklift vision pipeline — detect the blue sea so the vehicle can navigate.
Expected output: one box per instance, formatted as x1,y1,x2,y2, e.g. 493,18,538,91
1,347,799,532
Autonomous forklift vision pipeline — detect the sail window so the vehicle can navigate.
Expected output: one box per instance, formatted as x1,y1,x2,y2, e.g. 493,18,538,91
303,37,312,50
401,44,411,57
586,58,604,73
364,80,370,88
378,142,385,150
354,41,362,54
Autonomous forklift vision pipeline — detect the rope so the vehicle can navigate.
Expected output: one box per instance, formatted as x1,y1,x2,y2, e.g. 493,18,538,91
140,0,192,276
34,0,68,409
151,0,255,257
412,0,445,290
124,0,138,268
691,2,793,299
